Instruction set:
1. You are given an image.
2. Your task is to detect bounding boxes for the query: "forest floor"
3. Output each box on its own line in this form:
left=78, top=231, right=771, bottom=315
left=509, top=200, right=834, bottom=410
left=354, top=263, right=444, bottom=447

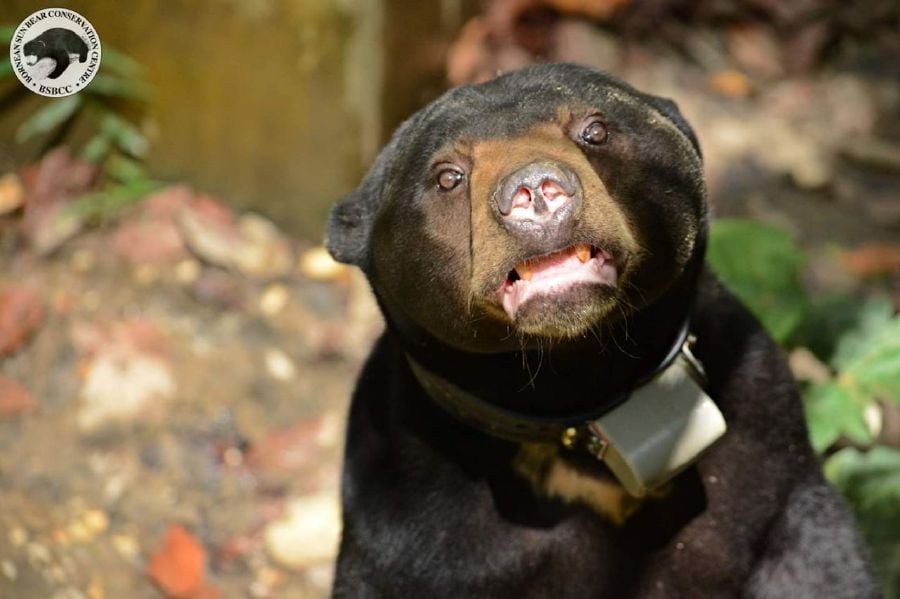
left=1, top=4, right=899, bottom=597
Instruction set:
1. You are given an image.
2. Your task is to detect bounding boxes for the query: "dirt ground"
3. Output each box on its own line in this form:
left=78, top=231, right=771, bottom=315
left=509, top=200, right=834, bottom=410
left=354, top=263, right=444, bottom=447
left=1, top=3, right=899, bottom=597
left=0, top=182, right=383, bottom=598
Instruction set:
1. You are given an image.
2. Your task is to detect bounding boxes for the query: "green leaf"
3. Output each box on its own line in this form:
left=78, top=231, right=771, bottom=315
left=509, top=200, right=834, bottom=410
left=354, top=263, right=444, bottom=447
left=15, top=95, right=83, bottom=142
left=830, top=297, right=900, bottom=405
left=831, top=297, right=895, bottom=367
left=104, top=153, right=147, bottom=184
left=98, top=46, right=143, bottom=78
left=0, top=57, right=13, bottom=80
left=86, top=73, right=151, bottom=100
left=708, top=219, right=808, bottom=343
left=66, top=178, right=161, bottom=221
left=793, top=293, right=867, bottom=359
left=80, top=133, right=112, bottom=164
left=0, top=26, right=15, bottom=45
left=99, top=112, right=149, bottom=158
left=804, top=382, right=872, bottom=452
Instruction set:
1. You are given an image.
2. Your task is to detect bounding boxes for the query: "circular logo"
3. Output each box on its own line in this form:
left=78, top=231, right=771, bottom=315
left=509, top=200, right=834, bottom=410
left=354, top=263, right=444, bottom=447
left=8, top=8, right=101, bottom=97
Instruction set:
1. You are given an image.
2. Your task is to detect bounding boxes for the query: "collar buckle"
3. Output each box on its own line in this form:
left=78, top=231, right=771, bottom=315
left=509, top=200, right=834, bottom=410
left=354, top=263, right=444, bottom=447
left=580, top=339, right=726, bottom=497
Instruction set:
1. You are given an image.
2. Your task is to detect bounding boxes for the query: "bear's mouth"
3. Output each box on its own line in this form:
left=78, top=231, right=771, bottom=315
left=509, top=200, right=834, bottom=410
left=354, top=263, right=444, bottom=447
left=499, top=243, right=618, bottom=321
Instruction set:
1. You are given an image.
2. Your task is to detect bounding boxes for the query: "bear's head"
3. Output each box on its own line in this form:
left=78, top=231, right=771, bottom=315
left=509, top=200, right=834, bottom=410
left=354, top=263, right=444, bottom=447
left=328, top=63, right=706, bottom=354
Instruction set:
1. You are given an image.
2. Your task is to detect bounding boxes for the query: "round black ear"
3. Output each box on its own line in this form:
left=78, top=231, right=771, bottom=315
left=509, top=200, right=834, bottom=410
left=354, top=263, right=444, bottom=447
left=325, top=137, right=398, bottom=267
left=325, top=188, right=373, bottom=266
left=325, top=116, right=418, bottom=267
left=646, top=96, right=702, bottom=160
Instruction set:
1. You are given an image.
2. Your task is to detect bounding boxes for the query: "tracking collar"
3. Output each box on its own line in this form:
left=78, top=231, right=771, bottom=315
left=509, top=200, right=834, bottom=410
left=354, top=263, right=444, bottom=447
left=406, top=323, right=727, bottom=497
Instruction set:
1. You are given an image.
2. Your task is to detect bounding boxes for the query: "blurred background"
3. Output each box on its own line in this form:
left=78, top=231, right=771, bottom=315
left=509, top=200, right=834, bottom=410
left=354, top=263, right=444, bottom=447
left=0, top=1, right=897, bottom=597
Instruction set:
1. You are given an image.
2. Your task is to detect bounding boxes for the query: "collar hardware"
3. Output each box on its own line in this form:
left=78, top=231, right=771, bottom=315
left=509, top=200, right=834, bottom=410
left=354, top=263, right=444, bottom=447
left=579, top=337, right=726, bottom=497
left=406, top=324, right=727, bottom=497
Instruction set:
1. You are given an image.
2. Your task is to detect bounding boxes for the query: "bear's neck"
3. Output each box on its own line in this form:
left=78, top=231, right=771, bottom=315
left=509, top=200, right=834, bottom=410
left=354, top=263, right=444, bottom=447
left=383, top=272, right=699, bottom=419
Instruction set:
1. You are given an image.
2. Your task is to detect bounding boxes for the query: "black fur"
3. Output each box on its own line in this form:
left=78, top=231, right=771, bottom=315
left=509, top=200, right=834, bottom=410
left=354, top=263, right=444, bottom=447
left=23, top=28, right=88, bottom=79
left=327, top=64, right=877, bottom=598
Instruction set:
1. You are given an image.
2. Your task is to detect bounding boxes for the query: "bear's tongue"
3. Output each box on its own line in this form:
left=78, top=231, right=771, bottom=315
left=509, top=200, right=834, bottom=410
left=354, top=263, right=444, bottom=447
left=501, top=244, right=617, bottom=320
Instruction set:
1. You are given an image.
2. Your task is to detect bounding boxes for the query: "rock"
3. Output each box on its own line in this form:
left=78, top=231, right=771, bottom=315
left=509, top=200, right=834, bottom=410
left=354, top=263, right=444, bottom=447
left=305, top=564, right=336, bottom=595
left=133, top=263, right=161, bottom=286
left=8, top=527, right=28, bottom=547
left=109, top=220, right=187, bottom=265
left=177, top=196, right=241, bottom=266
left=70, top=248, right=96, bottom=273
left=73, top=319, right=175, bottom=434
left=264, top=492, right=341, bottom=569
left=246, top=414, right=341, bottom=476
left=298, top=246, right=347, bottom=281
left=708, top=70, right=753, bottom=98
left=21, top=147, right=98, bottom=254
left=863, top=402, right=883, bottom=439
left=725, top=24, right=783, bottom=79
left=552, top=19, right=621, bottom=70
left=0, top=286, right=44, bottom=357
left=789, top=154, right=832, bottom=190
left=112, top=534, right=140, bottom=559
left=191, top=270, right=244, bottom=309
left=0, top=173, right=25, bottom=215
left=71, top=318, right=169, bottom=358
left=25, top=541, right=51, bottom=565
left=264, top=348, right=296, bottom=382
left=233, top=213, right=294, bottom=279
left=77, top=350, right=176, bottom=434
left=179, top=198, right=293, bottom=280
left=148, top=525, right=219, bottom=599
left=86, top=580, right=105, bottom=599
left=67, top=509, right=109, bottom=543
left=175, top=259, right=202, bottom=284
left=107, top=186, right=195, bottom=265
left=248, top=566, right=284, bottom=598
left=141, top=185, right=193, bottom=220
left=258, top=284, right=289, bottom=317
left=0, top=376, right=36, bottom=418
left=85, top=509, right=109, bottom=531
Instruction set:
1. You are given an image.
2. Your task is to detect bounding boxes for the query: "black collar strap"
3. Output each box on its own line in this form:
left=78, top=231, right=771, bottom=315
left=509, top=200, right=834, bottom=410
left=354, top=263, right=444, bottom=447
left=406, top=321, right=692, bottom=445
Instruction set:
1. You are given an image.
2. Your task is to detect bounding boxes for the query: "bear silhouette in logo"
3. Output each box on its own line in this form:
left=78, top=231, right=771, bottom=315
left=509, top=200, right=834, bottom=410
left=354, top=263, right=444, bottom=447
left=23, top=28, right=89, bottom=80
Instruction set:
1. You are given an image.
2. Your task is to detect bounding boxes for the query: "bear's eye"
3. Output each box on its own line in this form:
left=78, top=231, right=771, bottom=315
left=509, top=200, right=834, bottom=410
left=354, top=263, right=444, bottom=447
left=436, top=168, right=464, bottom=191
left=580, top=119, right=608, bottom=146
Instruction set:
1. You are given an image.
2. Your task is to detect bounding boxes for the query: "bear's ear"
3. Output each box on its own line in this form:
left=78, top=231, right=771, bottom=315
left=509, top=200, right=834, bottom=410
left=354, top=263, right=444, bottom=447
left=325, top=187, right=375, bottom=266
left=646, top=96, right=702, bottom=160
left=325, top=140, right=397, bottom=267
left=326, top=114, right=420, bottom=267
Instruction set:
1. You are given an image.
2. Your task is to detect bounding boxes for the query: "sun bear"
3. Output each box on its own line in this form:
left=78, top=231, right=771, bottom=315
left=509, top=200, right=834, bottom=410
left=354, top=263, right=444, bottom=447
left=23, top=27, right=89, bottom=80
left=326, top=63, right=877, bottom=598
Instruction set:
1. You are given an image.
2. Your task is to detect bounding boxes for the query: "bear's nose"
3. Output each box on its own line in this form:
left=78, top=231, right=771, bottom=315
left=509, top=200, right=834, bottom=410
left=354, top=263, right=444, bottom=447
left=496, top=162, right=581, bottom=223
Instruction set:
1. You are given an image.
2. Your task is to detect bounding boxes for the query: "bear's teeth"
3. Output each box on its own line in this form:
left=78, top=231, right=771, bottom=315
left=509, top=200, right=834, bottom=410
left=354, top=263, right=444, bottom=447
left=516, top=262, right=533, bottom=281
left=575, top=244, right=591, bottom=263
